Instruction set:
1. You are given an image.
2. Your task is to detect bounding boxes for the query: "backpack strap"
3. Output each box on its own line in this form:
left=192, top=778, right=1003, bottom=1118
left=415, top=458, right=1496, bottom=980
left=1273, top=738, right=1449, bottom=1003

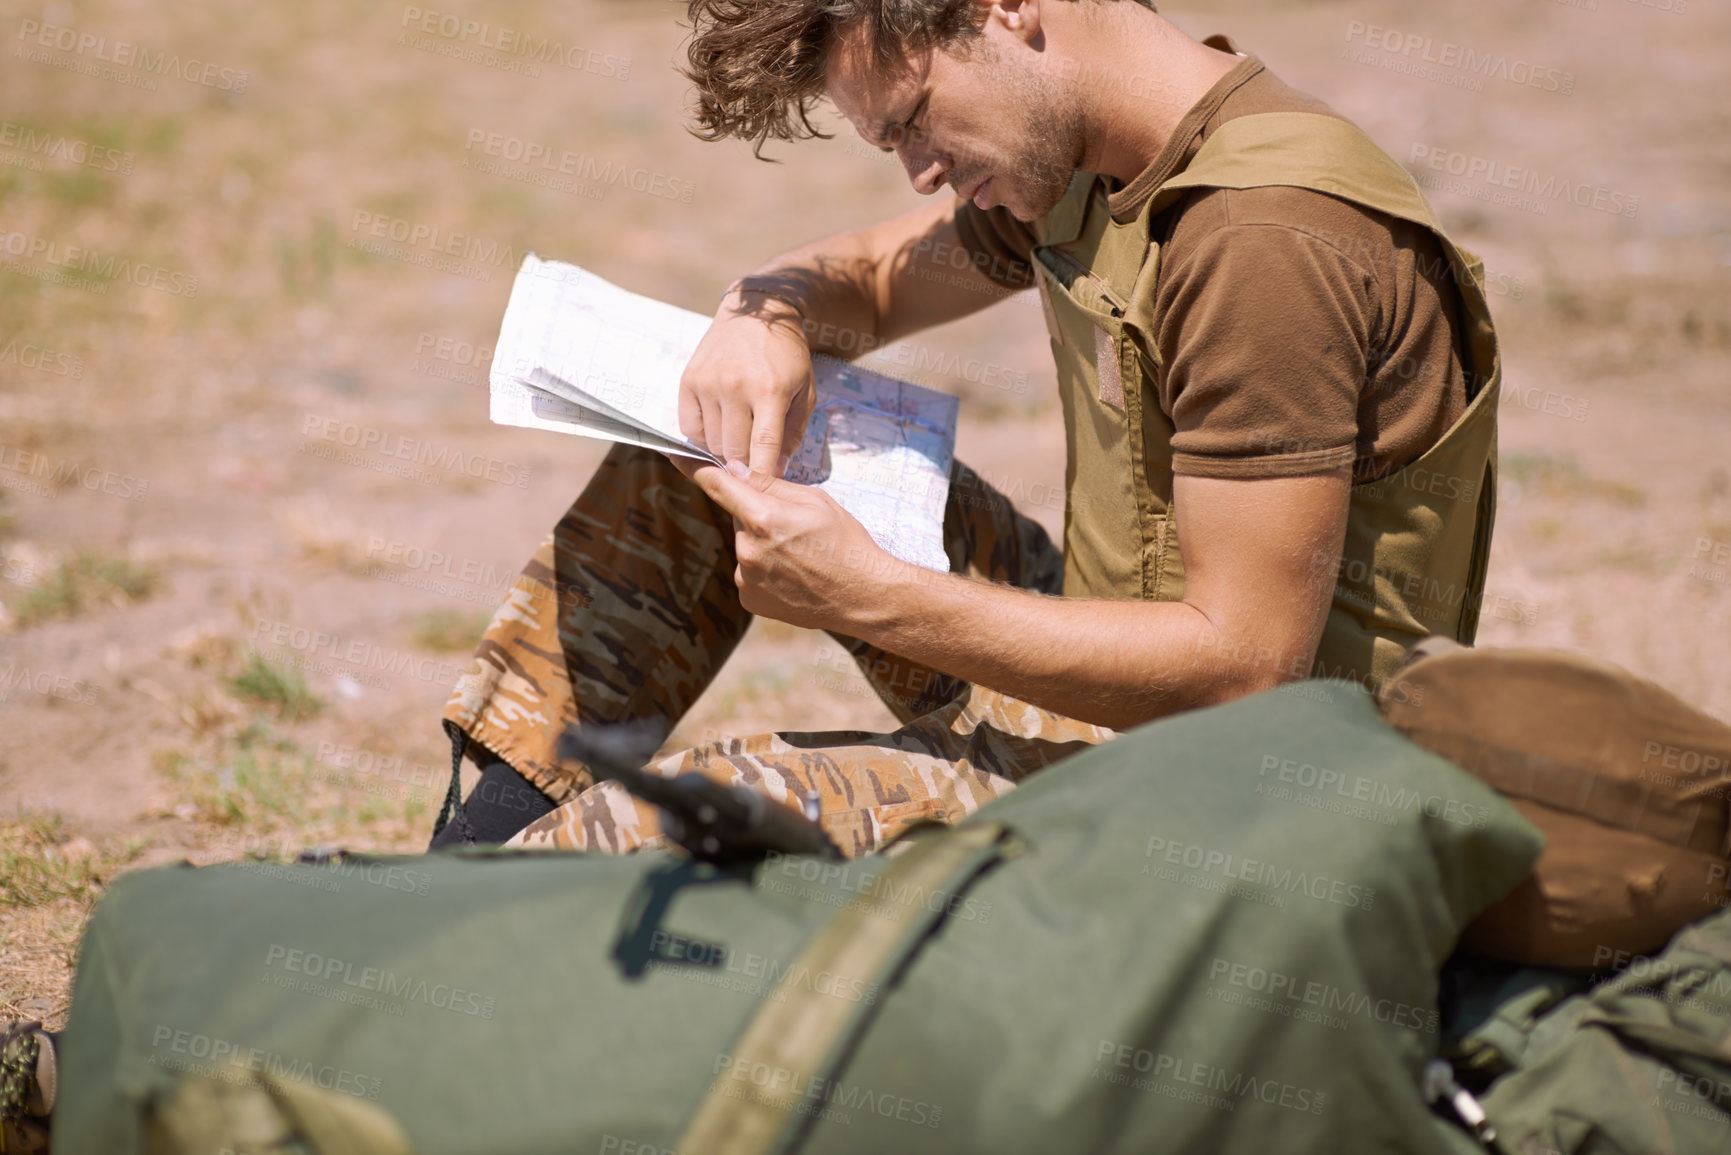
left=1474, top=911, right=1731, bottom=1149
left=1586, top=1014, right=1731, bottom=1069
left=675, top=821, right=1014, bottom=1155
left=1450, top=984, right=1573, bottom=1080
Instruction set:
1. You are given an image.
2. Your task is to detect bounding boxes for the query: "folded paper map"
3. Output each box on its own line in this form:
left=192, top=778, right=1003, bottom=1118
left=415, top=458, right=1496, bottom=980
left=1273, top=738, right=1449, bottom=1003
left=489, top=255, right=959, bottom=572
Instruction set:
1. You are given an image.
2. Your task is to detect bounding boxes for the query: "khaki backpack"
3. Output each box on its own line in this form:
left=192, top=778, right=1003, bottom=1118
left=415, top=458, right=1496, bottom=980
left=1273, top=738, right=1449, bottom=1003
left=1378, top=637, right=1731, bottom=968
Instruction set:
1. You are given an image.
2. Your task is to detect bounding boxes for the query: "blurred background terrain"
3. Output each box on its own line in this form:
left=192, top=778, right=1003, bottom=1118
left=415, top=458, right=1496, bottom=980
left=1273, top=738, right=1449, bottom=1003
left=1, top=0, right=1727, bottom=1025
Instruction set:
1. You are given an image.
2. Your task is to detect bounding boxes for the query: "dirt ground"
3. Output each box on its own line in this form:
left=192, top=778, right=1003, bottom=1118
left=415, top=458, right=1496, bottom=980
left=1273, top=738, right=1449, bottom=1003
left=1, top=0, right=1727, bottom=1027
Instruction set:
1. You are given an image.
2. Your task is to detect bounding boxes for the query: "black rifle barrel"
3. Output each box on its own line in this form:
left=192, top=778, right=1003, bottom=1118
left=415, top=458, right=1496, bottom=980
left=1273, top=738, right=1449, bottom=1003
left=557, top=725, right=842, bottom=861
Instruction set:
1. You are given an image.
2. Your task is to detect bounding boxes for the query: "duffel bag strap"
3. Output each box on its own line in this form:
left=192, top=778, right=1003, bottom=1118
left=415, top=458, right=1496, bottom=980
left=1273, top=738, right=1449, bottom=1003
left=675, top=820, right=1014, bottom=1155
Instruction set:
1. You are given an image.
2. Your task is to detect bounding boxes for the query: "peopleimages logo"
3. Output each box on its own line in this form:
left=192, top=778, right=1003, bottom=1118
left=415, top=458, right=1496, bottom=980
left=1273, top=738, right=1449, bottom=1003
left=1093, top=1040, right=1328, bottom=1115
left=0, top=663, right=98, bottom=707
left=463, top=129, right=695, bottom=203
left=300, top=414, right=532, bottom=488
left=1410, top=145, right=1638, bottom=219
left=15, top=19, right=249, bottom=91
left=0, top=121, right=134, bottom=173
left=0, top=443, right=150, bottom=501
left=364, top=536, right=516, bottom=588
left=0, top=232, right=199, bottom=297
left=411, top=331, right=492, bottom=390
left=0, top=335, right=83, bottom=378
left=398, top=7, right=629, bottom=78
left=265, top=944, right=497, bottom=1019
left=711, top=1053, right=944, bottom=1129
left=1142, top=836, right=1376, bottom=910
left=647, top=930, right=881, bottom=1005
left=250, top=617, right=469, bottom=689
left=349, top=211, right=520, bottom=270
left=149, top=1027, right=381, bottom=1102
left=1256, top=755, right=1492, bottom=830
left=1205, top=956, right=1440, bottom=1034
left=761, top=850, right=994, bottom=924
left=1343, top=21, right=1574, bottom=95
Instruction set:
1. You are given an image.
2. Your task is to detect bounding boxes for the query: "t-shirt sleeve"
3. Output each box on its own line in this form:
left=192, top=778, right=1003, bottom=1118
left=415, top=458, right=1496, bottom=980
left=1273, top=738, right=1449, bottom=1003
left=1156, top=221, right=1373, bottom=479
left=950, top=198, right=1039, bottom=290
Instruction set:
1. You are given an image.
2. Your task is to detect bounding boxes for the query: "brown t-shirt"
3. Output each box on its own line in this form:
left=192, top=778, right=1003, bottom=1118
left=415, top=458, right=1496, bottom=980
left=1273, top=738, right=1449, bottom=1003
left=952, top=55, right=1470, bottom=482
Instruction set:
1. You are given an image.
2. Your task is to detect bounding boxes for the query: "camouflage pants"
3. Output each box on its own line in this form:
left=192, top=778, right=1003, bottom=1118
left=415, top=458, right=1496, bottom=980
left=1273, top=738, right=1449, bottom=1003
left=441, top=443, right=1115, bottom=857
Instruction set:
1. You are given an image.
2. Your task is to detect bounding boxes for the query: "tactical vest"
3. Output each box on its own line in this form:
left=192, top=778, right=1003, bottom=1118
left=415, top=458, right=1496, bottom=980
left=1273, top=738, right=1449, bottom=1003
left=1029, top=111, right=1500, bottom=690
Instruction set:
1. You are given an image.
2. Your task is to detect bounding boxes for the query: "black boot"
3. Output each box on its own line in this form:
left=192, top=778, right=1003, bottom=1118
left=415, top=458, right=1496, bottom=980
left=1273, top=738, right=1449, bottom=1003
left=428, top=759, right=557, bottom=849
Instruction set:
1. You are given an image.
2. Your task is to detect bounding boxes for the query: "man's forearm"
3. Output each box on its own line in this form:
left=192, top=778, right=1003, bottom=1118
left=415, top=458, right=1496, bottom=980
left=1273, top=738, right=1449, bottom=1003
left=727, top=199, right=1018, bottom=361
left=839, top=562, right=1290, bottom=731
left=691, top=429, right=1345, bottom=730
left=730, top=232, right=885, bottom=361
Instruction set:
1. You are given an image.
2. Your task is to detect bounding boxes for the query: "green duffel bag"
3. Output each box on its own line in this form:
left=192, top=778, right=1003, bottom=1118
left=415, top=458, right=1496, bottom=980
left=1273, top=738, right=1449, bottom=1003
left=54, top=683, right=1542, bottom=1155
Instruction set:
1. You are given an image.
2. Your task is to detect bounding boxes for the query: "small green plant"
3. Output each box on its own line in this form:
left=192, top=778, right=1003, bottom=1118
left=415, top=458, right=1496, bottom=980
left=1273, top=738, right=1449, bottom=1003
left=235, top=718, right=300, bottom=753
left=411, top=608, right=490, bottom=653
left=155, top=739, right=429, bottom=848
left=43, top=168, right=111, bottom=208
left=12, top=551, right=159, bottom=627
left=227, top=650, right=324, bottom=722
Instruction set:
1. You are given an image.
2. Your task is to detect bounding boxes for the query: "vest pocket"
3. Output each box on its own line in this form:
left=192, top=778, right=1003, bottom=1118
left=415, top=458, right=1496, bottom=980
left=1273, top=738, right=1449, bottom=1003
left=1035, top=244, right=1128, bottom=319
left=1033, top=256, right=1159, bottom=600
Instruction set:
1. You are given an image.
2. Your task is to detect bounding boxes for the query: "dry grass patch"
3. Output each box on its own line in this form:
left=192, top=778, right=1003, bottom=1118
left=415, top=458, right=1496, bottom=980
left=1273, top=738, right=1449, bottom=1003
left=0, top=813, right=139, bottom=909
left=11, top=550, right=160, bottom=629
left=0, top=813, right=149, bottom=1027
left=155, top=723, right=432, bottom=861
left=1502, top=452, right=1647, bottom=508
left=278, top=498, right=391, bottom=574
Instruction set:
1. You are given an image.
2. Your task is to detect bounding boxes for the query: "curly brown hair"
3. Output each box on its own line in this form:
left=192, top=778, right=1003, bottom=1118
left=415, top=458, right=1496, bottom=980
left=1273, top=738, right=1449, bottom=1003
left=682, top=1, right=989, bottom=158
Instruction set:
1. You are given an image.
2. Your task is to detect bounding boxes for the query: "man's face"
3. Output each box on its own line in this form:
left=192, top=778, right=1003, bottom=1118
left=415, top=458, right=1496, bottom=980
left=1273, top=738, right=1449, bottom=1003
left=825, top=19, right=1083, bottom=222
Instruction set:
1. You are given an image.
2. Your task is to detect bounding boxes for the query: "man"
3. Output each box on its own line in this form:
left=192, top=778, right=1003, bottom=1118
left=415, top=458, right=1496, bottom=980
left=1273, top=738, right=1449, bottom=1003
left=428, top=0, right=1499, bottom=854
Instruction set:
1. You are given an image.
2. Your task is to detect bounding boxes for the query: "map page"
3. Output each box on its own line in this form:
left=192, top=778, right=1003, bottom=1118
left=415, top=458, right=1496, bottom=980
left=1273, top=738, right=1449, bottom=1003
left=489, top=254, right=958, bottom=572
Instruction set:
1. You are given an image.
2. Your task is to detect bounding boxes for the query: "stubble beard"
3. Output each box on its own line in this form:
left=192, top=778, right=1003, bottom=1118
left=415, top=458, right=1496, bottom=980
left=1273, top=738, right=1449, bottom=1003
left=1000, top=69, right=1084, bottom=221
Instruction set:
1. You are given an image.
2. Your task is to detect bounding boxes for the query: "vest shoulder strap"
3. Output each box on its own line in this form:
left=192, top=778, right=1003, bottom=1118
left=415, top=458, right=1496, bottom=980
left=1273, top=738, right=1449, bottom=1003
left=1147, top=110, right=1496, bottom=392
left=1149, top=111, right=1441, bottom=235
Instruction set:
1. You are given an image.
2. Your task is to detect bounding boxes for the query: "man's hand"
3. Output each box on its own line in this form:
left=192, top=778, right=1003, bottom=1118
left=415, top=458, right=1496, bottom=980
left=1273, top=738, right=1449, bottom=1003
left=678, top=198, right=1032, bottom=478
left=678, top=293, right=818, bottom=478
left=763, top=468, right=1353, bottom=730
left=685, top=461, right=897, bottom=631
